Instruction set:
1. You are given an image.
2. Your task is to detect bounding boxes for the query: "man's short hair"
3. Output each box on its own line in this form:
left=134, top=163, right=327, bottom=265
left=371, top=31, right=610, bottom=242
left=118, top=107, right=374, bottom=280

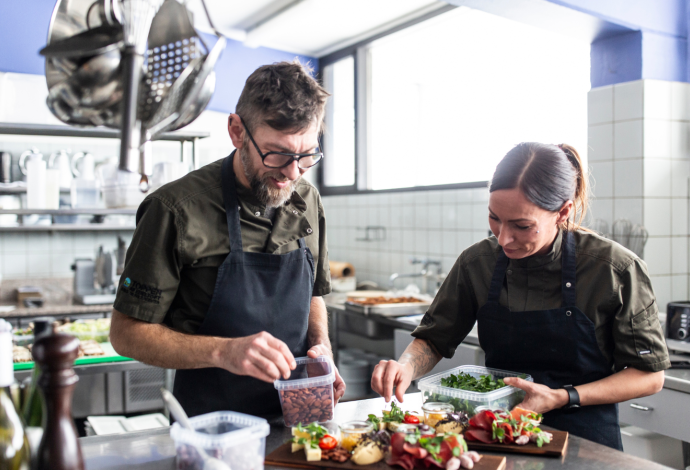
left=236, top=60, right=329, bottom=135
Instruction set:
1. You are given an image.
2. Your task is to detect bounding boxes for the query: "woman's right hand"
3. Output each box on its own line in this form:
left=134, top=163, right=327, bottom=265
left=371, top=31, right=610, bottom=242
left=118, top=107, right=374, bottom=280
left=371, top=359, right=414, bottom=402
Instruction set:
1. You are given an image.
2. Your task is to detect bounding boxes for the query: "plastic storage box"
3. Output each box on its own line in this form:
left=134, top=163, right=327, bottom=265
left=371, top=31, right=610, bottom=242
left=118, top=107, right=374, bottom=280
left=274, top=355, right=335, bottom=426
left=417, top=365, right=533, bottom=417
left=170, top=411, right=270, bottom=470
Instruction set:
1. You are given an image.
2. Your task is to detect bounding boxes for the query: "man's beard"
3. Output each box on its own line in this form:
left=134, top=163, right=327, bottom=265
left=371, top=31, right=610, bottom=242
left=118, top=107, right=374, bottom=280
left=240, top=147, right=300, bottom=208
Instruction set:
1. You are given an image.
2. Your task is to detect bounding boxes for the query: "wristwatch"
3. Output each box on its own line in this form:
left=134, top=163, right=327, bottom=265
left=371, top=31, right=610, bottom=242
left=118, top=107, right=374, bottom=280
left=562, top=385, right=580, bottom=409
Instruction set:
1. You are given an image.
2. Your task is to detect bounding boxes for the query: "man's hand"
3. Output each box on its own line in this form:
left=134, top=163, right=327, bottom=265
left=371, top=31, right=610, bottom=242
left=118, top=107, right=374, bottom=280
left=371, top=360, right=414, bottom=403
left=308, top=344, right=346, bottom=403
left=217, top=331, right=296, bottom=383
left=503, top=377, right=569, bottom=414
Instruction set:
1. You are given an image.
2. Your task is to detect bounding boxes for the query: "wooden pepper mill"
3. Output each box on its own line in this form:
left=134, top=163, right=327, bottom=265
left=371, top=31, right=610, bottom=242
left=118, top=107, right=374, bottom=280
left=32, top=326, right=84, bottom=470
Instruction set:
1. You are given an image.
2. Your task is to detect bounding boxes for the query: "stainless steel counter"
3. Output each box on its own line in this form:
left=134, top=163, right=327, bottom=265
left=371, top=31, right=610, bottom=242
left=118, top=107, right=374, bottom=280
left=0, top=303, right=113, bottom=318
left=325, top=296, right=690, bottom=395
left=79, top=393, right=673, bottom=470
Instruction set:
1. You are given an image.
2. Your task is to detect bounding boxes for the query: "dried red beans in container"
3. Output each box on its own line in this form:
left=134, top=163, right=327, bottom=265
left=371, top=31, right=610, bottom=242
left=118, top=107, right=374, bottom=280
left=274, top=355, right=336, bottom=427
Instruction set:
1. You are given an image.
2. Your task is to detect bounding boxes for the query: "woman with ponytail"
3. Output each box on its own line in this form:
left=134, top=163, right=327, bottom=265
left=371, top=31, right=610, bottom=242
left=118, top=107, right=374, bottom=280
left=372, top=142, right=668, bottom=450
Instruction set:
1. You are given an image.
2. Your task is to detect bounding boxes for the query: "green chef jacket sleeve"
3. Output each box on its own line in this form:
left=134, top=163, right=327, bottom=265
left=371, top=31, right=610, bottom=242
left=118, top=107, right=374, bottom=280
left=411, top=252, right=479, bottom=358
left=113, top=196, right=181, bottom=323
left=612, top=258, right=671, bottom=372
left=313, top=200, right=332, bottom=297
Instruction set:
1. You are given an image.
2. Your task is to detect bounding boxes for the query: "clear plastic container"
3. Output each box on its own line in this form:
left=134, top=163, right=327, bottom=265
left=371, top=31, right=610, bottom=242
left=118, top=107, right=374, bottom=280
left=170, top=411, right=270, bottom=470
left=340, top=421, right=374, bottom=451
left=417, top=365, right=533, bottom=417
left=274, top=355, right=335, bottom=426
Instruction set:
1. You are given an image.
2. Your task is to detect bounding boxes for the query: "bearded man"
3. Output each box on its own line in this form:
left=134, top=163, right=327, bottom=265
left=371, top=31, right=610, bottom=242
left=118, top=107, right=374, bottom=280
left=110, top=61, right=346, bottom=420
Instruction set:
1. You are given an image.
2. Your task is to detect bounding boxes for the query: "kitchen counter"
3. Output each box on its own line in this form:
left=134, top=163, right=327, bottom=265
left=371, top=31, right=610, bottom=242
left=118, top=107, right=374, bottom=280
left=79, top=393, right=673, bottom=470
left=325, top=296, right=690, bottom=395
left=0, top=303, right=113, bottom=318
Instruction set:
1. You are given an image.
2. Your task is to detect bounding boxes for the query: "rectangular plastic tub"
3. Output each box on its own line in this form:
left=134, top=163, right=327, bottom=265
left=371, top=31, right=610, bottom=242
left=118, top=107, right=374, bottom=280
left=417, top=365, right=533, bottom=417
left=170, top=410, right=270, bottom=470
left=274, top=355, right=335, bottom=426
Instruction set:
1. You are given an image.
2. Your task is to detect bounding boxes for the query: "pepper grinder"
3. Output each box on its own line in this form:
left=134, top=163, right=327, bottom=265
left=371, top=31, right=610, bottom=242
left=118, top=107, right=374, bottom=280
left=32, top=326, right=84, bottom=470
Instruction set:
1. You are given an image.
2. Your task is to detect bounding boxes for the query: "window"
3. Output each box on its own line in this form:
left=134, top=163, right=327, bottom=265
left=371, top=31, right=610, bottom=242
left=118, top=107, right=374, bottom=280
left=322, top=56, right=355, bottom=187
left=320, top=6, right=591, bottom=192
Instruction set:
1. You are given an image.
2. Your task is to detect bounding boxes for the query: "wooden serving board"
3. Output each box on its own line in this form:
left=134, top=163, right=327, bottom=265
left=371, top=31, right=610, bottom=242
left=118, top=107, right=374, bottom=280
left=466, top=431, right=568, bottom=457
left=266, top=443, right=506, bottom=470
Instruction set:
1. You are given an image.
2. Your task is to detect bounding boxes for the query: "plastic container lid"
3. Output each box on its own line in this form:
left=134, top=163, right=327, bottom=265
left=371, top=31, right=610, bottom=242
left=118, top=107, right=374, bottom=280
left=274, top=355, right=335, bottom=390
left=170, top=411, right=269, bottom=450
left=417, top=365, right=533, bottom=402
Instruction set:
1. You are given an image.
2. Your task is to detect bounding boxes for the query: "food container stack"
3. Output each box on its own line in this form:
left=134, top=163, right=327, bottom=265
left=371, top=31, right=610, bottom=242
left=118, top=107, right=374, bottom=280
left=171, top=411, right=270, bottom=470
left=274, top=356, right=335, bottom=426
left=417, top=365, right=533, bottom=416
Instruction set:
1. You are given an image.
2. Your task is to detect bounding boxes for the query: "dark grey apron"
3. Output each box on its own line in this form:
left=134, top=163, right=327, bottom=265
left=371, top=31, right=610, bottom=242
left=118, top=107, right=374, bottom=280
left=173, top=154, right=314, bottom=418
left=476, top=230, right=623, bottom=450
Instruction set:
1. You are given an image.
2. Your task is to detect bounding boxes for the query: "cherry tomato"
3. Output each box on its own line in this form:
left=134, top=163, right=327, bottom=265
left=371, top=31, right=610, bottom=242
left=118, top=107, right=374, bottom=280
left=319, top=435, right=338, bottom=450
left=403, top=414, right=420, bottom=424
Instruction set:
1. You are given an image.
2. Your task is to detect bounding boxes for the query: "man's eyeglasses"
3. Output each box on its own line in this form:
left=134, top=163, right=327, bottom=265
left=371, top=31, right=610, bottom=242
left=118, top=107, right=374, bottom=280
left=239, top=116, right=324, bottom=169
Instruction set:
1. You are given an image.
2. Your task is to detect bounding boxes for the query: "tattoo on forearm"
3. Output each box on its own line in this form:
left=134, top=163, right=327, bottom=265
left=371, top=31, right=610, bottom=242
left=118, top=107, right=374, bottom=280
left=400, top=339, right=441, bottom=379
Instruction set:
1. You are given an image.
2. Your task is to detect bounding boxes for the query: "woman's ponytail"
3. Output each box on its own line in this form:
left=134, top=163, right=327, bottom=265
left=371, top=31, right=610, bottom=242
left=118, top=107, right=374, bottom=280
left=557, top=144, right=589, bottom=230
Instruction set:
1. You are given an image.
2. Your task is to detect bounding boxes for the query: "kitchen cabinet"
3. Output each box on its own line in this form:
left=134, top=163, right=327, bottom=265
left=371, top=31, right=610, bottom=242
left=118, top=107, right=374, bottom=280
left=619, top=388, right=690, bottom=442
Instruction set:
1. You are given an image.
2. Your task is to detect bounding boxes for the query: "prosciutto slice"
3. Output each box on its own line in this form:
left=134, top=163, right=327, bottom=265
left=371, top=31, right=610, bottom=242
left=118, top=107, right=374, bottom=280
left=464, top=429, right=496, bottom=444
left=387, top=453, right=417, bottom=470
left=468, top=411, right=495, bottom=431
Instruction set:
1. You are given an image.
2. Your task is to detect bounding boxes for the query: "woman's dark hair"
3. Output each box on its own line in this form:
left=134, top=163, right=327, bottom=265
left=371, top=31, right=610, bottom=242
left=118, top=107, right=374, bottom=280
left=489, top=142, right=589, bottom=230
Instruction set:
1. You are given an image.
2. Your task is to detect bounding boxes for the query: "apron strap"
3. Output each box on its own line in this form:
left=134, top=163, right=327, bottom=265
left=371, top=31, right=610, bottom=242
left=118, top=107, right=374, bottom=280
left=221, top=153, right=244, bottom=253
left=297, top=238, right=306, bottom=249
left=561, top=230, right=577, bottom=307
left=487, top=250, right=509, bottom=302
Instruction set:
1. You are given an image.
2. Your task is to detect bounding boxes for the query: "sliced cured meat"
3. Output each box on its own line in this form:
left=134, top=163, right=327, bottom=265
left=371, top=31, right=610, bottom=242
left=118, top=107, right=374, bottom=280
left=403, top=443, right=429, bottom=459
left=468, top=411, right=495, bottom=431
left=464, top=429, right=496, bottom=444
left=418, top=455, right=445, bottom=469
left=496, top=422, right=514, bottom=444
left=387, top=453, right=416, bottom=470
left=391, top=432, right=408, bottom=456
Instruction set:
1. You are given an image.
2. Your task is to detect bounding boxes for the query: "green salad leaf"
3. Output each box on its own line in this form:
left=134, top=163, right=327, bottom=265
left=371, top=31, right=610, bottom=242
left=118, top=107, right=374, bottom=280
left=440, top=372, right=506, bottom=392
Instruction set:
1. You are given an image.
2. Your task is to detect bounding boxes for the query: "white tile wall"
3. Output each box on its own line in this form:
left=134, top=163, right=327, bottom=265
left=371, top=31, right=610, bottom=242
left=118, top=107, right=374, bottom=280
left=323, top=186, right=488, bottom=290
left=588, top=124, right=614, bottom=162
left=614, top=120, right=644, bottom=159
left=587, top=79, right=690, bottom=312
left=614, top=80, right=644, bottom=121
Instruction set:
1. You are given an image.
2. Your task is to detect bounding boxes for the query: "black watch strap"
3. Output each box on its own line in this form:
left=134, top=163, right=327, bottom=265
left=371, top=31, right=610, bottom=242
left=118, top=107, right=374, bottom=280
left=562, top=385, right=580, bottom=409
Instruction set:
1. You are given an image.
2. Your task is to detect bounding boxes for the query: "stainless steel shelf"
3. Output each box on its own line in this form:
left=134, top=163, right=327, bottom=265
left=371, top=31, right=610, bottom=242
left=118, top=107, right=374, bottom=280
left=0, top=122, right=209, bottom=142
left=0, top=224, right=135, bottom=232
left=0, top=186, right=70, bottom=195
left=0, top=209, right=137, bottom=215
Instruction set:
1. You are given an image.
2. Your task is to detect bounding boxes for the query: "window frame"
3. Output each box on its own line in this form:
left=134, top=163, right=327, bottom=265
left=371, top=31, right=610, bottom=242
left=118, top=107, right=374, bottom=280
left=316, top=3, right=489, bottom=196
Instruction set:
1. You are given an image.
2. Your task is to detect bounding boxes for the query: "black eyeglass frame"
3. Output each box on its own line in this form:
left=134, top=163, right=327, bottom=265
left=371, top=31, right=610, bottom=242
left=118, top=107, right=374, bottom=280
left=238, top=116, right=324, bottom=169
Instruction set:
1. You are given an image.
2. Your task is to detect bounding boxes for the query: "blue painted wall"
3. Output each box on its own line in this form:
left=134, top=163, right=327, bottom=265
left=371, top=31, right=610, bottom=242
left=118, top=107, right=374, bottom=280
left=0, top=1, right=317, bottom=114
left=546, top=0, right=689, bottom=86
left=1, top=0, right=688, bottom=93
left=200, top=33, right=318, bottom=115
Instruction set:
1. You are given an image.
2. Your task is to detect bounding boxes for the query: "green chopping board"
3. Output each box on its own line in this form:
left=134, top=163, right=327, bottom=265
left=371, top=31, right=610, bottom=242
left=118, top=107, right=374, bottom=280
left=13, top=342, right=133, bottom=371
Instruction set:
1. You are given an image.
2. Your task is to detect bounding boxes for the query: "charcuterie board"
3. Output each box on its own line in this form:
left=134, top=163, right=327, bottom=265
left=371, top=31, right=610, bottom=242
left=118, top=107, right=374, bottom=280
left=466, top=431, right=568, bottom=457
left=265, top=443, right=507, bottom=470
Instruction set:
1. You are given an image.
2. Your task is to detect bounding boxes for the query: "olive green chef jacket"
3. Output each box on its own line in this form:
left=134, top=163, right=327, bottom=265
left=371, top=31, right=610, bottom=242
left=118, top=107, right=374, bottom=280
left=412, top=230, right=670, bottom=373
left=114, top=154, right=331, bottom=333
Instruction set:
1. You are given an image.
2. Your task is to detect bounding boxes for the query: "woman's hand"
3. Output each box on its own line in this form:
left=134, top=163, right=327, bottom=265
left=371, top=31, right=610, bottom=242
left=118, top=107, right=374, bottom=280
left=503, top=377, right=569, bottom=414
left=371, top=360, right=414, bottom=403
